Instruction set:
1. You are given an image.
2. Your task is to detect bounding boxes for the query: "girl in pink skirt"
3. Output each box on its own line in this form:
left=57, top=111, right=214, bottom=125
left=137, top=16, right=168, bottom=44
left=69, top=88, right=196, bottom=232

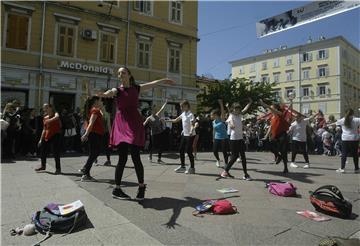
left=97, top=67, right=174, bottom=200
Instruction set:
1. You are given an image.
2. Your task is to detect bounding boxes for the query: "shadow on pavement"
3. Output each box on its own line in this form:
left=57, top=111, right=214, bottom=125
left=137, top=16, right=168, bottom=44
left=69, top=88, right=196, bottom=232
left=256, top=170, right=323, bottom=184
left=94, top=179, right=139, bottom=187
left=161, top=153, right=180, bottom=159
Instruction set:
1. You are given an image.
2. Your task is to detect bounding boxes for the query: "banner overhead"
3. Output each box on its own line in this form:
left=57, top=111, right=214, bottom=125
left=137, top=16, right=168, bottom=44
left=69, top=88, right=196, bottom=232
left=256, top=1, right=360, bottom=38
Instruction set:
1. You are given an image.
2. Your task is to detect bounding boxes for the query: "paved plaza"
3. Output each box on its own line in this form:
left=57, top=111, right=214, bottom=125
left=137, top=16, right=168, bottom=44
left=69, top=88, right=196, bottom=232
left=2, top=152, right=359, bottom=245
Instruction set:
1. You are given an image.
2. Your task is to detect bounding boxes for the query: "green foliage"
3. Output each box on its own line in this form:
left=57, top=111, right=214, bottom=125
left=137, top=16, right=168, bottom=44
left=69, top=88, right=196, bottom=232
left=197, top=78, right=276, bottom=115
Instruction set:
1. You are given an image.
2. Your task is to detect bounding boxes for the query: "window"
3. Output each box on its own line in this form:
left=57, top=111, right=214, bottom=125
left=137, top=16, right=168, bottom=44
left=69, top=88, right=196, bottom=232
left=137, top=40, right=151, bottom=67
left=250, top=64, right=256, bottom=72
left=170, top=1, right=182, bottom=23
left=302, top=52, right=312, bottom=62
left=239, top=66, right=244, bottom=74
left=6, top=13, right=29, bottom=50
left=286, top=88, right=294, bottom=98
left=134, top=1, right=152, bottom=15
left=100, top=33, right=115, bottom=63
left=286, top=56, right=292, bottom=65
left=273, top=58, right=279, bottom=68
left=318, top=85, right=326, bottom=96
left=286, top=71, right=293, bottom=81
left=262, top=61, right=267, bottom=70
left=168, top=47, right=181, bottom=73
left=273, top=90, right=280, bottom=99
left=302, top=87, right=309, bottom=97
left=318, top=102, right=327, bottom=113
left=261, top=75, right=269, bottom=83
left=57, top=24, right=75, bottom=56
left=303, top=69, right=310, bottom=80
left=318, top=66, right=329, bottom=77
left=273, top=73, right=280, bottom=83
left=302, top=104, right=310, bottom=114
left=318, top=49, right=328, bottom=60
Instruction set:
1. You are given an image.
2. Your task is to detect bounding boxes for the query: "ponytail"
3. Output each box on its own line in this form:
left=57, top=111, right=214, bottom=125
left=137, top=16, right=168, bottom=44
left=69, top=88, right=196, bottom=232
left=344, top=108, right=354, bottom=128
left=83, top=96, right=99, bottom=121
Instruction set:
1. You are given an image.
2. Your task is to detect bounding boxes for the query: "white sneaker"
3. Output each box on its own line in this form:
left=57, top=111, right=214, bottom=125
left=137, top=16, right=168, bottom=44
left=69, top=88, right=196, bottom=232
left=185, top=167, right=195, bottom=174
left=216, top=160, right=221, bottom=168
left=237, top=158, right=241, bottom=163
left=290, top=162, right=298, bottom=168
left=243, top=175, right=252, bottom=181
left=336, top=168, right=345, bottom=173
left=174, top=166, right=186, bottom=173
left=303, top=164, right=310, bottom=169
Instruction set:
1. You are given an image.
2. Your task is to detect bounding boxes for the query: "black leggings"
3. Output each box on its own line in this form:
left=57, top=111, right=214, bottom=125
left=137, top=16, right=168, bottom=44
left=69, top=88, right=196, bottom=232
left=83, top=133, right=103, bottom=175
left=225, top=140, right=248, bottom=175
left=179, top=136, right=194, bottom=168
left=341, top=140, right=359, bottom=170
left=103, top=132, right=111, bottom=161
left=213, top=139, right=229, bottom=164
left=274, top=132, right=288, bottom=170
left=291, top=140, right=309, bottom=163
left=150, top=132, right=165, bottom=161
left=115, top=142, right=144, bottom=186
left=41, top=133, right=61, bottom=170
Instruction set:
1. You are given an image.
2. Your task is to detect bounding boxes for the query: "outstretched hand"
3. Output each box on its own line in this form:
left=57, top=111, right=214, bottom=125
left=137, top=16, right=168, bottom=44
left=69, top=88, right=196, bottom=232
left=162, top=78, right=176, bottom=85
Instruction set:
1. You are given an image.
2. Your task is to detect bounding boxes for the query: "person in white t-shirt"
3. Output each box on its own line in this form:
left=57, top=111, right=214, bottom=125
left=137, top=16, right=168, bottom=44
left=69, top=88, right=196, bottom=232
left=335, top=109, right=360, bottom=173
left=221, top=99, right=252, bottom=180
left=167, top=100, right=195, bottom=174
left=288, top=113, right=318, bottom=169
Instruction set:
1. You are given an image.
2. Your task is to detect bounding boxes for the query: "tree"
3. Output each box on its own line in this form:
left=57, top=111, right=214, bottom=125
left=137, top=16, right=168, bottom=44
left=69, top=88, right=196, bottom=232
left=197, top=78, right=276, bottom=115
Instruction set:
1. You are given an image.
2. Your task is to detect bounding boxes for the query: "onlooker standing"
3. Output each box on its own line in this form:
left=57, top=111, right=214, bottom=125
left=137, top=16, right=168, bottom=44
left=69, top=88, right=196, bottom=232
left=2, top=103, right=20, bottom=159
left=35, top=104, right=62, bottom=174
left=335, top=109, right=360, bottom=173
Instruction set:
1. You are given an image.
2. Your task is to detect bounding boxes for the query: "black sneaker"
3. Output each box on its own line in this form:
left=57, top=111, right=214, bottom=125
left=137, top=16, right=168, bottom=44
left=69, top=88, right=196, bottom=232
left=54, top=169, right=61, bottom=175
left=112, top=188, right=131, bottom=200
left=136, top=185, right=146, bottom=200
left=78, top=168, right=85, bottom=174
left=275, top=156, right=282, bottom=164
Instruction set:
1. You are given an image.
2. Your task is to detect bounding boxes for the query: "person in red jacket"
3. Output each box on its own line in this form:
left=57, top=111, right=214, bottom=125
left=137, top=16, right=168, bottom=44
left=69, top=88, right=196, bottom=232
left=35, top=104, right=62, bottom=174
left=259, top=99, right=293, bottom=173
left=79, top=96, right=105, bottom=181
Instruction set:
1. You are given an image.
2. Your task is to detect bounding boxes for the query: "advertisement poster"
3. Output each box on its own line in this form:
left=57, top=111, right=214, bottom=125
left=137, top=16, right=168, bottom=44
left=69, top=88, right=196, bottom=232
left=256, top=1, right=360, bottom=38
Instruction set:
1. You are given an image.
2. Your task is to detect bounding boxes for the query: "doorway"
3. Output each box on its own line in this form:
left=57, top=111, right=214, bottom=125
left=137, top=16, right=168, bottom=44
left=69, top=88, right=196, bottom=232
left=49, top=92, right=75, bottom=113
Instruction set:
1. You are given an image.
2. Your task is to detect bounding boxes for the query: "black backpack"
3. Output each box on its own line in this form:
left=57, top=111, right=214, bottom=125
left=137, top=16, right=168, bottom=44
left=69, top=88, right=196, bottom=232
left=32, top=203, right=88, bottom=234
left=309, top=185, right=352, bottom=219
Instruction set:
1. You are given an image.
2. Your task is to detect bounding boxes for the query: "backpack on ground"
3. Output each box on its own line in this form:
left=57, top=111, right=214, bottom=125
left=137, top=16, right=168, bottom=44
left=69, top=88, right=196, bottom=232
left=267, top=182, right=297, bottom=197
left=193, top=199, right=237, bottom=216
left=32, top=202, right=88, bottom=234
left=309, top=185, right=352, bottom=219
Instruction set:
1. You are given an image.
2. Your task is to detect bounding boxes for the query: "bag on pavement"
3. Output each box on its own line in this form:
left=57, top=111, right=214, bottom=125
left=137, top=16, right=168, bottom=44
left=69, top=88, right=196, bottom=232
left=267, top=182, right=297, bottom=197
left=309, top=185, right=352, bottom=219
left=193, top=199, right=237, bottom=216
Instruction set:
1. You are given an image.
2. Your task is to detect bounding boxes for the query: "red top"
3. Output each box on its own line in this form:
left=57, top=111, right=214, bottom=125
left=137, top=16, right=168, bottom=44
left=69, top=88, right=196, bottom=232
left=88, top=108, right=104, bottom=135
left=271, top=113, right=290, bottom=139
left=43, top=115, right=61, bottom=141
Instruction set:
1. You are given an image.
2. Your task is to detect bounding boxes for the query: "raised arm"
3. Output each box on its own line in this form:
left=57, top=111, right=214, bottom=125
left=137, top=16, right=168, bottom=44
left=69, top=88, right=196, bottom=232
left=241, top=98, right=253, bottom=114
left=166, top=115, right=182, bottom=124
left=218, top=99, right=226, bottom=121
left=143, top=116, right=151, bottom=126
left=96, top=88, right=118, bottom=98
left=155, top=99, right=168, bottom=117
left=259, top=99, right=281, bottom=115
left=140, top=78, right=175, bottom=92
left=46, top=112, right=60, bottom=123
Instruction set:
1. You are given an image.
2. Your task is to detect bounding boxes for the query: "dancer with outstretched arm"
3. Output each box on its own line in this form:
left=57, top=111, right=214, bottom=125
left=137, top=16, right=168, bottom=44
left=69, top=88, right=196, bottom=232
left=97, top=67, right=174, bottom=200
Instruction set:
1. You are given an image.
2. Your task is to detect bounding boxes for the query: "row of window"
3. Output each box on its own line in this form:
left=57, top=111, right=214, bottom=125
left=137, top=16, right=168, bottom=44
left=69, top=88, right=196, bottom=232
left=251, top=65, right=330, bottom=83
left=239, top=49, right=330, bottom=74
left=273, top=84, right=331, bottom=100
left=134, top=0, right=183, bottom=24
left=4, top=11, right=182, bottom=73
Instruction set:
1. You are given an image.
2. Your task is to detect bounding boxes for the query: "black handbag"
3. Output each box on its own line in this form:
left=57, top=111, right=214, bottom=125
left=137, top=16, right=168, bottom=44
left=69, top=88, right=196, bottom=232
left=309, top=185, right=352, bottom=219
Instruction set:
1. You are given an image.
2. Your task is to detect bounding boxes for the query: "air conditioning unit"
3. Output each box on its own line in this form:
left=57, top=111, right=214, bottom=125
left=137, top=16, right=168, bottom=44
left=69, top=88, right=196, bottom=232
left=81, top=29, right=97, bottom=40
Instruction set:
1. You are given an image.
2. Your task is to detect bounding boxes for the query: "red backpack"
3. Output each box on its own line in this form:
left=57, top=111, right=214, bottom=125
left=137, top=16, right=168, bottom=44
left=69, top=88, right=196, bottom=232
left=212, top=200, right=237, bottom=215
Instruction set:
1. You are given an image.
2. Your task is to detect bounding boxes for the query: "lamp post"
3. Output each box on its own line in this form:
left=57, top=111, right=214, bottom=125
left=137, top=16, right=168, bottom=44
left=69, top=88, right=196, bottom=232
left=298, top=46, right=302, bottom=114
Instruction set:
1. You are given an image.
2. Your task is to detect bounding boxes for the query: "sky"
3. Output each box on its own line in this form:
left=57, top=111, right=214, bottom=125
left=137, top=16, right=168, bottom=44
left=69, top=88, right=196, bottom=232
left=197, top=1, right=360, bottom=79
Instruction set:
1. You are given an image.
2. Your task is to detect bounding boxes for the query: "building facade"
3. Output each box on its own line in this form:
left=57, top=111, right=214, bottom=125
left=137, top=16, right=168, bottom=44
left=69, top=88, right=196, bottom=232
left=230, top=36, right=360, bottom=119
left=1, top=1, right=198, bottom=116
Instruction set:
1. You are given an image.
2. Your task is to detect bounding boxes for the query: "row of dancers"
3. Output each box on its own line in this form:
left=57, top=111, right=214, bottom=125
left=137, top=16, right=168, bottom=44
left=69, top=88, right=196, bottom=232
left=35, top=66, right=360, bottom=200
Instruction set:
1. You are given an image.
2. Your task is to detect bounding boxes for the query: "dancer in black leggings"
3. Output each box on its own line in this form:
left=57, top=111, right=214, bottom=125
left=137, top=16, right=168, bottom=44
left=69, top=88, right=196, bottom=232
left=259, top=99, right=293, bottom=173
left=335, top=109, right=360, bottom=173
left=35, top=104, right=62, bottom=174
left=168, top=100, right=196, bottom=174
left=221, top=99, right=252, bottom=180
left=97, top=67, right=174, bottom=200
left=79, top=96, right=104, bottom=181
